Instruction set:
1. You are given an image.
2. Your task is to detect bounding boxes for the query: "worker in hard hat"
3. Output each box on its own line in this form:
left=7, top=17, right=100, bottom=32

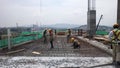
left=43, top=28, right=47, bottom=43
left=71, top=38, right=81, bottom=49
left=66, top=29, right=72, bottom=43
left=48, top=29, right=54, bottom=49
left=108, top=23, right=120, bottom=65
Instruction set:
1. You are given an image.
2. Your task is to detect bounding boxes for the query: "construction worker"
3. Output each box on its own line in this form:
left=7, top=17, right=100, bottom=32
left=54, top=29, right=57, bottom=35
left=43, top=28, right=47, bottom=43
left=108, top=23, right=120, bottom=65
left=49, top=29, right=54, bottom=49
left=66, top=29, right=72, bottom=43
left=72, top=38, right=81, bottom=49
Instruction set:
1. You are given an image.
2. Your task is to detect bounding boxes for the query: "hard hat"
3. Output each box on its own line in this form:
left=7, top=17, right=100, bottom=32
left=113, top=23, right=119, bottom=28
left=48, top=29, right=51, bottom=31
left=49, top=29, right=53, bottom=33
left=71, top=38, right=75, bottom=41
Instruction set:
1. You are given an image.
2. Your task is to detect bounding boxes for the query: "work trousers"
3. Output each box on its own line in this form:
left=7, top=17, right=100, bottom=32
left=43, top=36, right=47, bottom=43
left=112, top=44, right=120, bottom=62
left=50, top=40, right=53, bottom=48
left=67, top=35, right=71, bottom=43
left=49, top=36, right=54, bottom=48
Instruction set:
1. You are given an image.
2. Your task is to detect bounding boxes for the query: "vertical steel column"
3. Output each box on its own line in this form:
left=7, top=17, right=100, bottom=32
left=88, top=0, right=90, bottom=11
left=7, top=29, right=11, bottom=50
left=117, top=0, right=120, bottom=26
left=87, top=0, right=96, bottom=38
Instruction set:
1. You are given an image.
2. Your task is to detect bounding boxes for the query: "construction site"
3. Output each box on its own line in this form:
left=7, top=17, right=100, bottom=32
left=0, top=0, right=120, bottom=68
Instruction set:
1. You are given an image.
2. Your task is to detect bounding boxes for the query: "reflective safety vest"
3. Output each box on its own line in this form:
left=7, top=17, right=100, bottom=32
left=112, top=29, right=120, bottom=40
left=67, top=29, right=71, bottom=36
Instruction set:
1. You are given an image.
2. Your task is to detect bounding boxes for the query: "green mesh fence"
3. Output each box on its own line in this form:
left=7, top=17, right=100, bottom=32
left=0, top=31, right=43, bottom=48
left=0, top=39, right=8, bottom=48
left=96, top=30, right=108, bottom=35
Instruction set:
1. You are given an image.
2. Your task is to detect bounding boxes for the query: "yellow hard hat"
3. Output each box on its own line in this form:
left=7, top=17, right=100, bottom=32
left=71, top=38, right=75, bottom=41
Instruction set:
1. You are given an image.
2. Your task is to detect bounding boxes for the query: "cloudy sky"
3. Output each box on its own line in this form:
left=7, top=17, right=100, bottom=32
left=0, top=0, right=117, bottom=27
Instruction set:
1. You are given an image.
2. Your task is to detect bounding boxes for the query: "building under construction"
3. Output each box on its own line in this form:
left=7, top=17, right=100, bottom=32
left=0, top=0, right=120, bottom=68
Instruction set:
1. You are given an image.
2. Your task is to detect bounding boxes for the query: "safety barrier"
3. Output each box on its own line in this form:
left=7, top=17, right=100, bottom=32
left=0, top=31, right=43, bottom=49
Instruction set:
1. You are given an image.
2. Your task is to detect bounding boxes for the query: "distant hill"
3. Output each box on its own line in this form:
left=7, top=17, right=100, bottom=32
left=40, top=24, right=112, bottom=32
left=73, top=25, right=112, bottom=32
left=41, top=23, right=80, bottom=29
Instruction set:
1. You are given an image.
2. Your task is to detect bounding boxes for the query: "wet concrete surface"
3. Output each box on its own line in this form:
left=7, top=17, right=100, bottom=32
left=0, top=36, right=119, bottom=68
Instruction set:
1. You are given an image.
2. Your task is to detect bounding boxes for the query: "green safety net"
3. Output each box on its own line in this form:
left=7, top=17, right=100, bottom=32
left=96, top=30, right=108, bottom=35
left=0, top=31, right=43, bottom=48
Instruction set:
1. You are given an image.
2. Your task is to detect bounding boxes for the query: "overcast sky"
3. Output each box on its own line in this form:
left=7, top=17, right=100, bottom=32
left=0, top=0, right=117, bottom=27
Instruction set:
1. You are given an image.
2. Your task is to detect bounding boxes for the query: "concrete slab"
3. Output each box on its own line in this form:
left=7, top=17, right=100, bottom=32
left=0, top=57, right=116, bottom=68
left=77, top=36, right=113, bottom=55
